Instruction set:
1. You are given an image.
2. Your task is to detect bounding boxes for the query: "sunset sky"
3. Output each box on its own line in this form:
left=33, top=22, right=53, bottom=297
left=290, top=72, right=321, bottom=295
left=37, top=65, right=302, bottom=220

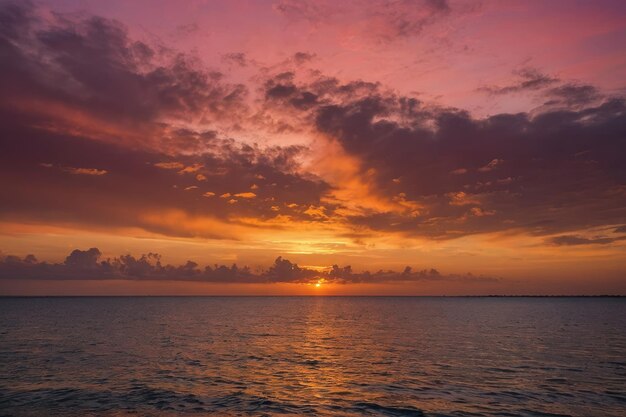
left=1, top=0, right=625, bottom=295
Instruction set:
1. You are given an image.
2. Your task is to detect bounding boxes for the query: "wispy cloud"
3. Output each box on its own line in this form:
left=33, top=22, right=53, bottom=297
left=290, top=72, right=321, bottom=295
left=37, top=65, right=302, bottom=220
left=548, top=234, right=626, bottom=246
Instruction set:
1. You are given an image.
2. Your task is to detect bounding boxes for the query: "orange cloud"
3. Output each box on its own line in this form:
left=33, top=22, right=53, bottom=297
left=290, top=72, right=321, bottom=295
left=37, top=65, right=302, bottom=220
left=139, top=210, right=247, bottom=239
left=154, top=162, right=184, bottom=169
left=447, top=191, right=481, bottom=206
left=178, top=164, right=204, bottom=174
left=234, top=192, right=257, bottom=198
left=61, top=167, right=108, bottom=176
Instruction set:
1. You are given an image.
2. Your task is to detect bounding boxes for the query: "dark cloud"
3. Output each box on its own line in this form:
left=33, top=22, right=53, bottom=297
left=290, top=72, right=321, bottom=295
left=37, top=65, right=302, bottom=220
left=273, top=0, right=454, bottom=43
left=263, top=256, right=319, bottom=282
left=264, top=76, right=319, bottom=110
left=0, top=249, right=498, bottom=284
left=545, top=83, right=601, bottom=107
left=266, top=83, right=299, bottom=99
left=548, top=235, right=626, bottom=246
left=262, top=74, right=626, bottom=239
left=478, top=68, right=559, bottom=95
left=0, top=1, right=335, bottom=238
left=479, top=68, right=603, bottom=110
left=65, top=248, right=102, bottom=268
left=222, top=52, right=248, bottom=67
left=0, top=1, right=248, bottom=150
left=0, top=118, right=332, bottom=238
left=292, top=51, right=316, bottom=65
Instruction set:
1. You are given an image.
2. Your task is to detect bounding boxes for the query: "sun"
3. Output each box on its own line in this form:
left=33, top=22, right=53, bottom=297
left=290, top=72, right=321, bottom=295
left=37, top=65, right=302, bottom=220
left=307, top=278, right=326, bottom=289
left=312, top=278, right=325, bottom=288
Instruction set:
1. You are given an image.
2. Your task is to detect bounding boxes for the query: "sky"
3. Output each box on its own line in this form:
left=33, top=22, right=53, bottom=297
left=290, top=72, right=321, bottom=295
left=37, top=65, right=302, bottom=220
left=0, top=0, right=625, bottom=295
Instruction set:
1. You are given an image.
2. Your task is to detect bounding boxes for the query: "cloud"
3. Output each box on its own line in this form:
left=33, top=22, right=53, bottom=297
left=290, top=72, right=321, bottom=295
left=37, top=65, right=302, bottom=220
left=447, top=192, right=480, bottom=206
left=1, top=1, right=625, bottom=246
left=548, top=235, right=626, bottom=246
left=0, top=1, right=249, bottom=152
left=41, top=164, right=108, bottom=175
left=304, top=205, right=328, bottom=218
left=0, top=1, right=337, bottom=240
left=0, top=125, right=331, bottom=239
left=477, top=158, right=503, bottom=172
left=266, top=74, right=626, bottom=239
left=450, top=168, right=467, bottom=175
left=470, top=207, right=496, bottom=217
left=222, top=52, right=248, bottom=67
left=234, top=192, right=257, bottom=198
left=478, top=68, right=559, bottom=95
left=178, top=164, right=204, bottom=174
left=292, top=51, right=316, bottom=65
left=545, top=83, right=601, bottom=107
left=65, top=248, right=102, bottom=268
left=61, top=167, right=108, bottom=176
left=0, top=248, right=498, bottom=284
left=273, top=0, right=454, bottom=43
left=154, top=162, right=185, bottom=170
left=479, top=68, right=603, bottom=109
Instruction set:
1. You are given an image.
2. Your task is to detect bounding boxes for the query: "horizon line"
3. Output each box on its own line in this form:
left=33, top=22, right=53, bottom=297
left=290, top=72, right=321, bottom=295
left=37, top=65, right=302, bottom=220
left=1, top=295, right=624, bottom=298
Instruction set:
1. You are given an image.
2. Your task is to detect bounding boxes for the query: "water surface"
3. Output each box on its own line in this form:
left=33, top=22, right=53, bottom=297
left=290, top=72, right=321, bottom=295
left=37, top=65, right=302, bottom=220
left=1, top=297, right=625, bottom=416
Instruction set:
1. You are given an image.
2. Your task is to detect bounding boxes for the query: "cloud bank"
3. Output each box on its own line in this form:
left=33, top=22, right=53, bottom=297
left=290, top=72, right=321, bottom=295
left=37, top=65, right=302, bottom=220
left=0, top=249, right=497, bottom=284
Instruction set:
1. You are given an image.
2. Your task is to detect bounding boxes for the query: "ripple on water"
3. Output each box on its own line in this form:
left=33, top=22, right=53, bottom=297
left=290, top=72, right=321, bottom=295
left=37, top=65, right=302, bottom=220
left=1, top=297, right=625, bottom=416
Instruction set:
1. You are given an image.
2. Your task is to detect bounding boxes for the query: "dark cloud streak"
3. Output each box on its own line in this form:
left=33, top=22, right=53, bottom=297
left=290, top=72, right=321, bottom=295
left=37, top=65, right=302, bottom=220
left=548, top=234, right=626, bottom=246
left=478, top=68, right=559, bottom=95
left=273, top=0, right=454, bottom=43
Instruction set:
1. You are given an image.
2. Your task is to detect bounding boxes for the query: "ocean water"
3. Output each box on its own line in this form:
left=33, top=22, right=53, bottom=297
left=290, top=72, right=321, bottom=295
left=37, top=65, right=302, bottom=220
left=0, top=297, right=624, bottom=417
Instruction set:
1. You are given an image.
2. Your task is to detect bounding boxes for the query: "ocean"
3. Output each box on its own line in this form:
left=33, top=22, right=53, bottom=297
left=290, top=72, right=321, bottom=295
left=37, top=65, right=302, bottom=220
left=1, top=297, right=624, bottom=416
